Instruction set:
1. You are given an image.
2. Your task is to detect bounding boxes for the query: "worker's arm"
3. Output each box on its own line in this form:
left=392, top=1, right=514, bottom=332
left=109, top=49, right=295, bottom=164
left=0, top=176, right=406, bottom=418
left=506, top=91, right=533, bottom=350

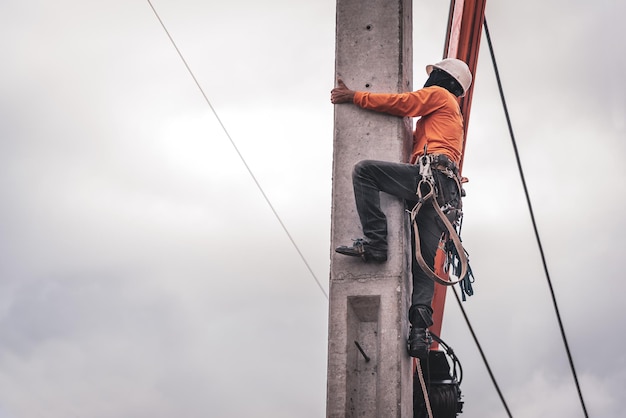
left=332, top=78, right=447, bottom=118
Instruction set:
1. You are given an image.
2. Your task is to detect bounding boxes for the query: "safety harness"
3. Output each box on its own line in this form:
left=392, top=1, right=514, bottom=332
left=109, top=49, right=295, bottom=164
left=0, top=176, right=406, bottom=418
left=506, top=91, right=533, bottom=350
left=410, top=151, right=474, bottom=295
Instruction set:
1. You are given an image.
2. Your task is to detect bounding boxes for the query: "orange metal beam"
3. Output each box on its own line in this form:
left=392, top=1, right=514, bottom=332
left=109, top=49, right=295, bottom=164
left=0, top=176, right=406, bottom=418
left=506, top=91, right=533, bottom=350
left=446, top=0, right=486, bottom=173
left=430, top=0, right=486, bottom=347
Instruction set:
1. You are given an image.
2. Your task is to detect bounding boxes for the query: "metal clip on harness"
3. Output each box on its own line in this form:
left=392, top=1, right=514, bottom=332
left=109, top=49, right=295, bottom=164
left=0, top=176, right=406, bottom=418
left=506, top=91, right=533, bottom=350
left=410, top=154, right=469, bottom=286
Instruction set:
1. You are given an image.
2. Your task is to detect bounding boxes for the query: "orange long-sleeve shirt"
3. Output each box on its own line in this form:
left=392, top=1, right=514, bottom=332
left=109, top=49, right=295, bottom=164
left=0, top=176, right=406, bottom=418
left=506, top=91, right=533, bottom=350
left=353, top=86, right=464, bottom=165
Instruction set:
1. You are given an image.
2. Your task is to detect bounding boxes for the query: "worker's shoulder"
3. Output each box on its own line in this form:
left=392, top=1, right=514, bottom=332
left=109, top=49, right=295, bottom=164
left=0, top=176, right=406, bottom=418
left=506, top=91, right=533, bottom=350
left=414, top=86, right=458, bottom=108
left=418, top=86, right=456, bottom=99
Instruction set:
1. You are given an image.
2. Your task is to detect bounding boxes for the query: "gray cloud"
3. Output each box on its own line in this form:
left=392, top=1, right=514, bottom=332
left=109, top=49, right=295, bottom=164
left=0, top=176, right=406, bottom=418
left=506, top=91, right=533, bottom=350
left=1, top=0, right=625, bottom=417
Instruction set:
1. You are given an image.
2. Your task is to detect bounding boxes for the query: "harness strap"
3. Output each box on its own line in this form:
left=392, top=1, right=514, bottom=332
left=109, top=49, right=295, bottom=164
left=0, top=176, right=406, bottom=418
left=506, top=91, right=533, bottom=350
left=410, top=179, right=469, bottom=286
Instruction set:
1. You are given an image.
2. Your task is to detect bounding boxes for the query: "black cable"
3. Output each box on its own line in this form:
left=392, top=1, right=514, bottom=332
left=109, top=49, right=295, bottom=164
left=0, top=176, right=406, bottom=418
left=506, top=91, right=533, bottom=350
left=430, top=332, right=463, bottom=384
left=483, top=18, right=589, bottom=418
left=452, top=286, right=513, bottom=417
left=146, top=0, right=328, bottom=300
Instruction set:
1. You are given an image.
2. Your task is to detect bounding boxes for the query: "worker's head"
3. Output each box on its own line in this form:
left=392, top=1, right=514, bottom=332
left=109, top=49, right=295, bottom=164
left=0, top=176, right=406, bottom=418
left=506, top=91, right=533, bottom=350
left=424, top=58, right=472, bottom=97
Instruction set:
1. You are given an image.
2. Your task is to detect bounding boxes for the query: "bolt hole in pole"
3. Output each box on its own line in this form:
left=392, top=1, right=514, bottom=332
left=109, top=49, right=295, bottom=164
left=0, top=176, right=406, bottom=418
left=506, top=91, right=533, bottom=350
left=354, top=341, right=371, bottom=362
left=365, top=83, right=371, bottom=88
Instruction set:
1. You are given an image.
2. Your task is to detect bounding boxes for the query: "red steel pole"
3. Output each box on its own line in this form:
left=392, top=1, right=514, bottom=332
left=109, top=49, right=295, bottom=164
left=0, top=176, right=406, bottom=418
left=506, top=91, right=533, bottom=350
left=430, top=0, right=486, bottom=348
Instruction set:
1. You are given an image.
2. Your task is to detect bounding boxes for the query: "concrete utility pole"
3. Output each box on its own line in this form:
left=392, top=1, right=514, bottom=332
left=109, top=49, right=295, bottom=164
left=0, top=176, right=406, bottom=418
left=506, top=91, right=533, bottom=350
left=326, top=0, right=413, bottom=417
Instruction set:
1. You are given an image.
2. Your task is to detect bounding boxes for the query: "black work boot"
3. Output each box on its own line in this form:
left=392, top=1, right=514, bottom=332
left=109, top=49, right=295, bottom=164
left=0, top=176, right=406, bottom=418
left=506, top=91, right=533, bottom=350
left=407, top=327, right=432, bottom=359
left=335, top=238, right=387, bottom=262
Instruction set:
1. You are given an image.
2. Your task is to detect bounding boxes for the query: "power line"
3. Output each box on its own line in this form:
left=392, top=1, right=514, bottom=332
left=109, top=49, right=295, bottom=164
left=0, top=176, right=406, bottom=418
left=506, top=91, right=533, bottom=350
left=483, top=18, right=589, bottom=418
left=146, top=0, right=328, bottom=300
left=452, top=286, right=513, bottom=418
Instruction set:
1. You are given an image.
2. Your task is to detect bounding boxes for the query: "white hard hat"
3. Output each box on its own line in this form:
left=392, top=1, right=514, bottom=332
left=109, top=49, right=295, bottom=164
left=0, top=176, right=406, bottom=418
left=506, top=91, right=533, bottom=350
left=426, top=58, right=472, bottom=96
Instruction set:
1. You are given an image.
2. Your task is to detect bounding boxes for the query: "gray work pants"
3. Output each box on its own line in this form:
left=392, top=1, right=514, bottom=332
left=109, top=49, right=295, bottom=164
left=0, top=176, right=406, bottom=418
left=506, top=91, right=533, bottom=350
left=352, top=159, right=459, bottom=327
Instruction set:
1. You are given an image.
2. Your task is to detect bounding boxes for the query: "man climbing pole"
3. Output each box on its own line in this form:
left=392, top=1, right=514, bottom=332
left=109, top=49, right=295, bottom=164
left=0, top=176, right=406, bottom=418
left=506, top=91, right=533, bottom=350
left=331, top=58, right=472, bottom=359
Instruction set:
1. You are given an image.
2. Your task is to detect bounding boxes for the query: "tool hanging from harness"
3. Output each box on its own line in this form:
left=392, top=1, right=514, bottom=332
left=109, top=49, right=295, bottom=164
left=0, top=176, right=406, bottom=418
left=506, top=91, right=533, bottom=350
left=410, top=149, right=475, bottom=296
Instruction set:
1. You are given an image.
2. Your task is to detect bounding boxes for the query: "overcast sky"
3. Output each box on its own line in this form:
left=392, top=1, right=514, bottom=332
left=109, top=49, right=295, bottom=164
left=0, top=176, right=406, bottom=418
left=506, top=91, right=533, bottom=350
left=1, top=1, right=625, bottom=417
